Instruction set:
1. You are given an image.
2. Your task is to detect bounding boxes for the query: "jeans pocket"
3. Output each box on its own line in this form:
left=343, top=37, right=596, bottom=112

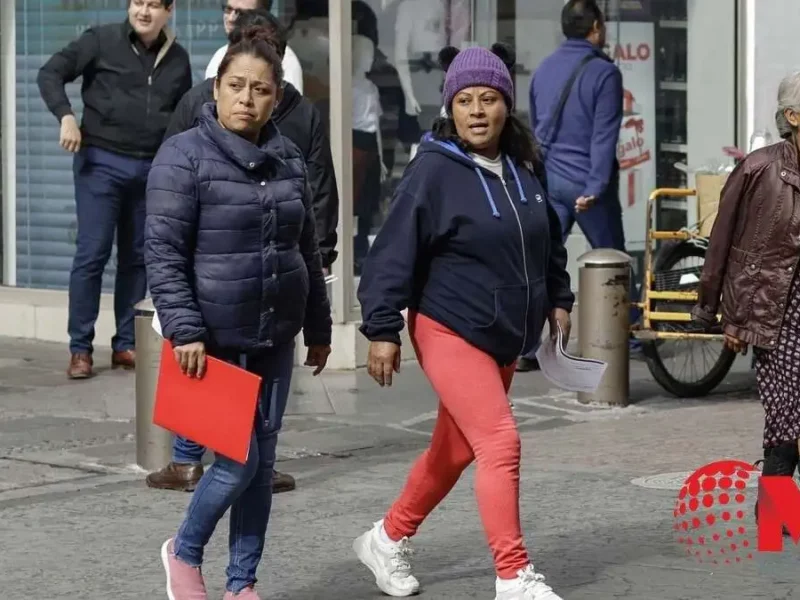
left=253, top=342, right=295, bottom=436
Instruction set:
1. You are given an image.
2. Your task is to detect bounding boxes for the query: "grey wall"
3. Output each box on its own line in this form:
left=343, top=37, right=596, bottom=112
left=752, top=0, right=800, bottom=141
left=687, top=0, right=737, bottom=169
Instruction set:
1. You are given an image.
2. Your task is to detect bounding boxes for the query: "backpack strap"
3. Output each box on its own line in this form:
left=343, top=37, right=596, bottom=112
left=538, top=54, right=597, bottom=156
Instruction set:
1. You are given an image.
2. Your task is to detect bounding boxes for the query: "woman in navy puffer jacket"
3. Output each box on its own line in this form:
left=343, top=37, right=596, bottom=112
left=145, top=27, right=331, bottom=599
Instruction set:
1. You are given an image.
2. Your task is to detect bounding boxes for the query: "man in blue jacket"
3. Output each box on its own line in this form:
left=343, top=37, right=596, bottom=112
left=518, top=0, right=627, bottom=372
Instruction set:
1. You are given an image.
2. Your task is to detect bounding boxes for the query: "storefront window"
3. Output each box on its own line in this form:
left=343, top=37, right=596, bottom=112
left=0, top=17, right=3, bottom=285
left=344, top=0, right=528, bottom=309
left=651, top=0, right=689, bottom=232
left=14, top=0, right=226, bottom=290
left=339, top=0, right=702, bottom=308
left=344, top=0, right=578, bottom=309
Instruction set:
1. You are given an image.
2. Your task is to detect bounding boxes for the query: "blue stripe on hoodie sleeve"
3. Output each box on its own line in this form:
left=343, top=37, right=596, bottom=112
left=357, top=173, right=434, bottom=345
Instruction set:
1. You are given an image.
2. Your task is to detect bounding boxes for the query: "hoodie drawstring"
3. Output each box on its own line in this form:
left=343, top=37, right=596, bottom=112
left=505, top=156, right=528, bottom=204
left=475, top=168, right=501, bottom=218
left=430, top=139, right=528, bottom=218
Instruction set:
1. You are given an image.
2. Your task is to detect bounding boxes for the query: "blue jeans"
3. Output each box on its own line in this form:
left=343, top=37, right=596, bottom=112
left=68, top=146, right=150, bottom=354
left=523, top=170, right=638, bottom=360
left=174, top=342, right=294, bottom=593
left=173, top=435, right=205, bottom=464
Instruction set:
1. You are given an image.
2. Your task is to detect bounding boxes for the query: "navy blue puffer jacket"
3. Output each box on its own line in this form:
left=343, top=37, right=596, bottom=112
left=145, top=103, right=332, bottom=351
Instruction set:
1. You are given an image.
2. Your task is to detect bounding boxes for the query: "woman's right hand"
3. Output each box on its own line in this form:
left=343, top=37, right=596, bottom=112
left=723, top=333, right=748, bottom=355
left=367, top=341, right=401, bottom=387
left=174, top=341, right=207, bottom=378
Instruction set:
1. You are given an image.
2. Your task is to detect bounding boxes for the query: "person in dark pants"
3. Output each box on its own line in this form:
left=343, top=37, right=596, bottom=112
left=519, top=0, right=630, bottom=372
left=147, top=27, right=331, bottom=598
left=145, top=9, right=338, bottom=496
left=37, top=0, right=192, bottom=379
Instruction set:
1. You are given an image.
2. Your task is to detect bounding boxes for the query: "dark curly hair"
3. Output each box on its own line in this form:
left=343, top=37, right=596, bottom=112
left=431, top=43, right=543, bottom=172
left=217, top=25, right=284, bottom=86
left=229, top=8, right=287, bottom=57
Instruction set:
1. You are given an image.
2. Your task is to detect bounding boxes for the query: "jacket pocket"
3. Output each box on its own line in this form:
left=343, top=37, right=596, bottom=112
left=472, top=284, right=528, bottom=331
left=279, top=264, right=310, bottom=325
left=473, top=279, right=548, bottom=355
left=722, top=248, right=760, bottom=325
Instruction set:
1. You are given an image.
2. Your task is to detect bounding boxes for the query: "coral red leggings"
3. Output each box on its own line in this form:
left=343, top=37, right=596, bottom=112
left=383, top=312, right=530, bottom=579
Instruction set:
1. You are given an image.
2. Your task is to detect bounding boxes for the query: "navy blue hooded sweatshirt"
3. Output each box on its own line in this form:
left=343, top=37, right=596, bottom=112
left=357, top=138, right=575, bottom=367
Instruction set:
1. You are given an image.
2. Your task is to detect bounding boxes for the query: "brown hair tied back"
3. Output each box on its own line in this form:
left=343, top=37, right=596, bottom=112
left=217, top=25, right=285, bottom=85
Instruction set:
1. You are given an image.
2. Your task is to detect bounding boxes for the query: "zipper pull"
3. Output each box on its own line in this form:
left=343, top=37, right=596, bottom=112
left=148, top=75, right=152, bottom=86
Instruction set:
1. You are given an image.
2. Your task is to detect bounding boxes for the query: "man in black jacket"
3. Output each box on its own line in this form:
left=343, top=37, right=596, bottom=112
left=37, top=0, right=192, bottom=380
left=146, top=9, right=338, bottom=496
left=162, top=11, right=339, bottom=271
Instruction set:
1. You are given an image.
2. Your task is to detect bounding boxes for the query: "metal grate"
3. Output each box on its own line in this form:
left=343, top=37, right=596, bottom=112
left=654, top=265, right=703, bottom=292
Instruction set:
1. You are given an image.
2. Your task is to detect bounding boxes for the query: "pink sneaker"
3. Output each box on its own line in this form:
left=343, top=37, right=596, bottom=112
left=223, top=587, right=260, bottom=599
left=161, top=538, right=208, bottom=600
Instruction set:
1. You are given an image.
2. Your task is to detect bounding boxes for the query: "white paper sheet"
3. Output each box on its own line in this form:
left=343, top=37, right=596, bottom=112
left=534, top=324, right=608, bottom=393
left=150, top=273, right=338, bottom=339
left=152, top=311, right=163, bottom=337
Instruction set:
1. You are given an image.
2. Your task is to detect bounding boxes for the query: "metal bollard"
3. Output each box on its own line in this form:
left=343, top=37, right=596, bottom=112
left=134, top=298, right=173, bottom=472
left=577, top=248, right=633, bottom=406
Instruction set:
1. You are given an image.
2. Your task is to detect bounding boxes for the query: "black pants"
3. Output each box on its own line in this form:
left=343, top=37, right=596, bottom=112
left=353, top=130, right=381, bottom=267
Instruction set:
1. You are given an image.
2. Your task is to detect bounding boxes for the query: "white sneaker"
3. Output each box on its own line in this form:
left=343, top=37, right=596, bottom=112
left=495, top=565, right=563, bottom=600
left=352, top=519, right=420, bottom=597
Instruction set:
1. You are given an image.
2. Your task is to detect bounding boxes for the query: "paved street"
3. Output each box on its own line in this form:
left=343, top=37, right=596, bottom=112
left=0, top=336, right=794, bottom=599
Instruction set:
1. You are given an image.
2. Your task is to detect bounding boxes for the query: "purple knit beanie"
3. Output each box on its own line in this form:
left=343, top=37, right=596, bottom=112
left=442, top=46, right=514, bottom=113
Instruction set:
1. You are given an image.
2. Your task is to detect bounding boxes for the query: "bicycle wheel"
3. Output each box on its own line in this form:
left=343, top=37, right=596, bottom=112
left=642, top=240, right=736, bottom=397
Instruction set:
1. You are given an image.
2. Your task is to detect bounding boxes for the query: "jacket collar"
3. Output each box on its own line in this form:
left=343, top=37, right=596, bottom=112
left=780, top=139, right=800, bottom=190
left=561, top=40, right=614, bottom=63
left=273, top=82, right=302, bottom=124
left=561, top=38, right=612, bottom=62
left=122, top=19, right=175, bottom=68
left=198, top=102, right=287, bottom=171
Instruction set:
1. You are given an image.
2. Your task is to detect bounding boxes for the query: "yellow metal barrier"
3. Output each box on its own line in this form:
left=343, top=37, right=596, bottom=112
left=639, top=187, right=723, bottom=341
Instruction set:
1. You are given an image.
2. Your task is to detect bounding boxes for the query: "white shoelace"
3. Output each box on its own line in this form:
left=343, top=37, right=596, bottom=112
left=519, top=566, right=554, bottom=595
left=389, top=537, right=415, bottom=576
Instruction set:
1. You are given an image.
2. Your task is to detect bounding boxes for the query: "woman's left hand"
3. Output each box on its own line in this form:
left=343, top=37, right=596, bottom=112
left=548, top=308, right=571, bottom=349
left=305, top=345, right=331, bottom=375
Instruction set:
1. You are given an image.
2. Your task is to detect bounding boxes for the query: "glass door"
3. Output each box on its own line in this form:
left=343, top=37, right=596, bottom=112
left=652, top=0, right=689, bottom=232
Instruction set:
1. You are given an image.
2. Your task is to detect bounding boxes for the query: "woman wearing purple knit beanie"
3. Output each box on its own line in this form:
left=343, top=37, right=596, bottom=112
left=353, top=44, right=572, bottom=600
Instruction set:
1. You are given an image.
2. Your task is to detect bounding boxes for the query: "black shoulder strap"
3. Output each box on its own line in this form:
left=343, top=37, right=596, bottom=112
left=539, top=54, right=596, bottom=154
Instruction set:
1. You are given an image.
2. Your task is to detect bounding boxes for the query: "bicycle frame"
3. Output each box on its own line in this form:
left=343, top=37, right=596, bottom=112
left=632, top=187, right=725, bottom=342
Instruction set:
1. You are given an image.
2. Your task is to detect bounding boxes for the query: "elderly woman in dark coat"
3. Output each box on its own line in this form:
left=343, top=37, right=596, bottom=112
left=694, top=71, right=800, bottom=510
left=144, top=26, right=331, bottom=600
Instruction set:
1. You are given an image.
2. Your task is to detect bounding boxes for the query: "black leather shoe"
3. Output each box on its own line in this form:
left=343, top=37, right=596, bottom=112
left=273, top=469, right=296, bottom=493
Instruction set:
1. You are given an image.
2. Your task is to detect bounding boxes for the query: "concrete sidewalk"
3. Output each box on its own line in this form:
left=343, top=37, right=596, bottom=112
left=0, top=336, right=792, bottom=599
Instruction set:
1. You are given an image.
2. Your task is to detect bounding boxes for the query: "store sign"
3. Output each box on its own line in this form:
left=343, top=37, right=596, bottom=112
left=604, top=21, right=656, bottom=251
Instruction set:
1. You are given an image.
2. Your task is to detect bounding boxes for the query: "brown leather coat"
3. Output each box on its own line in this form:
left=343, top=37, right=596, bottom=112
left=694, top=140, right=800, bottom=349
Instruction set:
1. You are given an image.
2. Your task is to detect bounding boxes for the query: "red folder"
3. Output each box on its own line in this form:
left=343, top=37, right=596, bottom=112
left=153, top=340, right=263, bottom=464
